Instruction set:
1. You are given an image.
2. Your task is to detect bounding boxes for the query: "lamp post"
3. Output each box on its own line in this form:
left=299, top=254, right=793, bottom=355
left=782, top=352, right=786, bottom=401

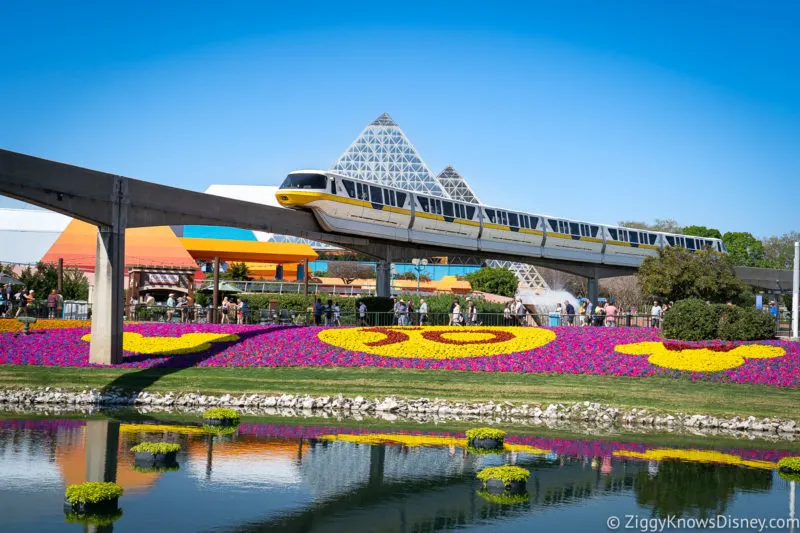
left=411, top=258, right=428, bottom=295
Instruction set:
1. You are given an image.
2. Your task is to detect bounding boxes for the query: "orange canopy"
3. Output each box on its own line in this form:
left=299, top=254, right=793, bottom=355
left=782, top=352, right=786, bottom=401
left=41, top=219, right=198, bottom=269
left=179, top=238, right=318, bottom=264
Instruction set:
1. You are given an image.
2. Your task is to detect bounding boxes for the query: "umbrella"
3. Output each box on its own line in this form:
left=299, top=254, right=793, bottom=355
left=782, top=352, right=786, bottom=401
left=197, top=281, right=240, bottom=293
left=0, top=273, right=22, bottom=286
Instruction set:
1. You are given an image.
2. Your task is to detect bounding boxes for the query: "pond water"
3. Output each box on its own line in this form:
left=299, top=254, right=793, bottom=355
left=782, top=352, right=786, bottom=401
left=1, top=413, right=799, bottom=533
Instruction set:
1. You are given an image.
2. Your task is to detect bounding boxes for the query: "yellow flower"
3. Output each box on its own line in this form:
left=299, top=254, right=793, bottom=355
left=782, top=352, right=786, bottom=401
left=0, top=319, right=90, bottom=333
left=319, top=326, right=555, bottom=359
left=614, top=342, right=785, bottom=372
left=613, top=448, right=777, bottom=470
left=319, top=433, right=551, bottom=455
left=80, top=332, right=239, bottom=355
left=120, top=424, right=208, bottom=435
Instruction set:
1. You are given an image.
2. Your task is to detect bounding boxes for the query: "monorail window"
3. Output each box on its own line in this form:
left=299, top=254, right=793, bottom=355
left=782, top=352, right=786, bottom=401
left=666, top=236, right=675, bottom=246
left=520, top=215, right=528, bottom=229
left=396, top=192, right=407, bottom=207
left=443, top=201, right=454, bottom=217
left=569, top=222, right=579, bottom=235
left=466, top=205, right=476, bottom=220
left=418, top=196, right=430, bottom=212
left=686, top=238, right=695, bottom=250
left=486, top=209, right=497, bottom=223
left=630, top=232, right=639, bottom=244
left=609, top=228, right=618, bottom=240
left=500, top=211, right=508, bottom=226
left=509, top=213, right=519, bottom=227
left=356, top=182, right=369, bottom=201
left=432, top=199, right=442, bottom=215
left=530, top=216, right=539, bottom=229
left=548, top=219, right=558, bottom=232
left=370, top=186, right=383, bottom=204
left=280, top=173, right=328, bottom=190
left=342, top=180, right=356, bottom=198
left=590, top=225, right=599, bottom=238
left=330, top=179, right=337, bottom=195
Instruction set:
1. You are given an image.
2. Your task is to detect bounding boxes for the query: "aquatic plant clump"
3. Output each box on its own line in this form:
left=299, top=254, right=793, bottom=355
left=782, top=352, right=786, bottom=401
left=777, top=457, right=800, bottom=472
left=130, top=442, right=181, bottom=454
left=65, top=482, right=123, bottom=505
left=476, top=466, right=530, bottom=486
left=466, top=428, right=506, bottom=442
left=476, top=489, right=531, bottom=505
left=133, top=464, right=181, bottom=474
left=64, top=509, right=123, bottom=526
left=203, top=407, right=241, bottom=421
left=203, top=424, right=239, bottom=436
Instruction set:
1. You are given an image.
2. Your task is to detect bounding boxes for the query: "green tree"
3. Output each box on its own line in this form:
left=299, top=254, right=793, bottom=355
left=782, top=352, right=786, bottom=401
left=221, top=262, right=251, bottom=281
left=637, top=247, right=748, bottom=304
left=722, top=232, right=766, bottom=267
left=327, top=261, right=376, bottom=284
left=761, top=231, right=800, bottom=269
left=61, top=268, right=89, bottom=300
left=682, top=225, right=722, bottom=239
left=620, top=219, right=682, bottom=233
left=465, top=267, right=518, bottom=297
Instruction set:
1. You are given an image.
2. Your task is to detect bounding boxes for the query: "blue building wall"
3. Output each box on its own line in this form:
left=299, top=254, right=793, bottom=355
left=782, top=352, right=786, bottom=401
left=308, top=261, right=479, bottom=281
left=181, top=226, right=258, bottom=241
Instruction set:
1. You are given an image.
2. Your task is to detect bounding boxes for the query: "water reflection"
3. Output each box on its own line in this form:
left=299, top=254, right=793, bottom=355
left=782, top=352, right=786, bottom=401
left=0, top=418, right=797, bottom=533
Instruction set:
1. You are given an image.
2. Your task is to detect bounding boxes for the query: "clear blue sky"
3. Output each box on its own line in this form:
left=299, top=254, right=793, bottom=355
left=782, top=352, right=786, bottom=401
left=1, top=1, right=797, bottom=237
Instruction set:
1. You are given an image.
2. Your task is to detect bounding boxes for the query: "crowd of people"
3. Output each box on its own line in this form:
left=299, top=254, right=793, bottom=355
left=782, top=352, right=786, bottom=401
left=549, top=299, right=673, bottom=328
left=0, top=285, right=64, bottom=319
left=129, top=293, right=251, bottom=324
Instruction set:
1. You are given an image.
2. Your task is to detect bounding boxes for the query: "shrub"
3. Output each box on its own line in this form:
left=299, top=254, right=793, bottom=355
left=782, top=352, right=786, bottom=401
left=204, top=407, right=240, bottom=420
left=717, top=307, right=776, bottom=341
left=65, top=482, right=123, bottom=504
left=238, top=293, right=357, bottom=314
left=465, top=427, right=506, bottom=442
left=778, top=457, right=800, bottom=472
left=130, top=442, right=181, bottom=454
left=662, top=299, right=775, bottom=341
left=476, top=466, right=530, bottom=485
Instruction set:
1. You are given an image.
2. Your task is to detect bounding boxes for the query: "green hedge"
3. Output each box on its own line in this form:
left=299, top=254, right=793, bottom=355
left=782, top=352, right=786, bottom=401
left=65, top=482, right=123, bottom=504
left=237, top=293, right=357, bottom=314
left=203, top=407, right=240, bottom=420
left=662, top=298, right=775, bottom=341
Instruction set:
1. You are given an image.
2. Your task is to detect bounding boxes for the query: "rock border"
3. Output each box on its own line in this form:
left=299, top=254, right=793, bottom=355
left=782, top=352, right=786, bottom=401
left=0, top=387, right=797, bottom=438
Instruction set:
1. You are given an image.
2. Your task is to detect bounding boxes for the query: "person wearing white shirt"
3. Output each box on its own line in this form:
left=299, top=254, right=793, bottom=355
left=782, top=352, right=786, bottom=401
left=650, top=301, right=663, bottom=328
left=418, top=299, right=428, bottom=325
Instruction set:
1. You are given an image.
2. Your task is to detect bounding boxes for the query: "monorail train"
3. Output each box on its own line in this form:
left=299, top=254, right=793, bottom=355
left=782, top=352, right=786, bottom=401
left=276, top=170, right=727, bottom=266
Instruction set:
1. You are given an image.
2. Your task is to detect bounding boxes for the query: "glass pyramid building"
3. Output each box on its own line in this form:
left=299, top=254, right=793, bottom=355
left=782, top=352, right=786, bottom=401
left=331, top=113, right=447, bottom=196
left=435, top=166, right=481, bottom=204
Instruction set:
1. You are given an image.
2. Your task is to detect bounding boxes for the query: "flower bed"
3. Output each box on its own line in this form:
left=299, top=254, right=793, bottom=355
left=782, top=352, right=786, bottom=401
left=1, top=323, right=798, bottom=388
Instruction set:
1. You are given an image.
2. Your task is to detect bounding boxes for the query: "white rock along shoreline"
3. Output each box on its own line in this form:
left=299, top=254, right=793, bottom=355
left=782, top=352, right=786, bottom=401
left=0, top=386, right=797, bottom=440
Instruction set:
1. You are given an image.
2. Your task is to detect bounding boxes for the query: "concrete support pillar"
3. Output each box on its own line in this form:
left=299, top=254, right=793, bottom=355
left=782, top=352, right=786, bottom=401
left=368, top=444, right=386, bottom=487
left=792, top=242, right=799, bottom=340
left=587, top=277, right=599, bottom=306
left=376, top=260, right=392, bottom=297
left=212, top=256, right=220, bottom=323
left=85, top=419, right=120, bottom=483
left=89, top=226, right=124, bottom=365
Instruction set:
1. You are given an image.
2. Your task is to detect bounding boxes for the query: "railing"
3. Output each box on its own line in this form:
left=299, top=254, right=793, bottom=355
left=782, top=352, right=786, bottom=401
left=0, top=300, right=90, bottom=320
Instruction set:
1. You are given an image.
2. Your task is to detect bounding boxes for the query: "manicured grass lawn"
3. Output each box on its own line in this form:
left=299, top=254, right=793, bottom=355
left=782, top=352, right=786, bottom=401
left=1, top=364, right=798, bottom=420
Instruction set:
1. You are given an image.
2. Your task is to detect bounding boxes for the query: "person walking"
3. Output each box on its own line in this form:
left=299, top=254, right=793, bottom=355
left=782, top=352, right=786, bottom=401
left=221, top=296, right=232, bottom=324
left=650, top=301, right=662, bottom=328
left=47, top=289, right=58, bottom=319
left=418, top=298, right=428, bottom=325
left=313, top=298, right=323, bottom=326
left=564, top=300, right=576, bottom=326
left=515, top=299, right=526, bottom=326
left=584, top=300, right=594, bottom=327
left=605, top=300, right=618, bottom=327
left=358, top=300, right=368, bottom=326
left=578, top=300, right=587, bottom=326
left=16, top=289, right=32, bottom=318
left=239, top=298, right=249, bottom=324
left=3, top=285, right=13, bottom=318
left=469, top=299, right=479, bottom=325
left=333, top=302, right=341, bottom=326
left=594, top=302, right=606, bottom=326
left=0, top=288, right=6, bottom=318
left=452, top=299, right=462, bottom=325
left=503, top=302, right=512, bottom=325
left=324, top=299, right=334, bottom=326
left=397, top=299, right=407, bottom=326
